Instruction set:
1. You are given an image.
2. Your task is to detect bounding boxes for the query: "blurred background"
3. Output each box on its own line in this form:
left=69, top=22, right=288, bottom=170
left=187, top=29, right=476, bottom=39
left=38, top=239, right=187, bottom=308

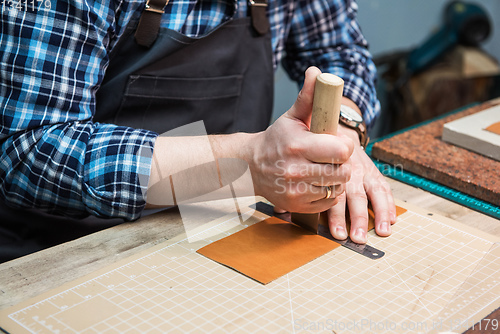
left=272, top=0, right=500, bottom=139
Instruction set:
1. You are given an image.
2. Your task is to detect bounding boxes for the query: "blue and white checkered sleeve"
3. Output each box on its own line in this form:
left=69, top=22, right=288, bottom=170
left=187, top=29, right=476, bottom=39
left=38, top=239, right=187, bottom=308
left=0, top=1, right=157, bottom=220
left=282, top=0, right=380, bottom=128
left=1, top=124, right=156, bottom=220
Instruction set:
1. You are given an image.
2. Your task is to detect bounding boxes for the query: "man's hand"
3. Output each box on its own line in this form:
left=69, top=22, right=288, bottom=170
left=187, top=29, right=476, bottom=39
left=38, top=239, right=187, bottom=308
left=248, top=67, right=354, bottom=213
left=252, top=66, right=396, bottom=243
left=327, top=124, right=397, bottom=243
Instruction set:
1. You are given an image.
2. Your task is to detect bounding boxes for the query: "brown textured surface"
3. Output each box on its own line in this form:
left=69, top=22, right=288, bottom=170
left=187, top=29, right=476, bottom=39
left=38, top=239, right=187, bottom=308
left=372, top=101, right=500, bottom=206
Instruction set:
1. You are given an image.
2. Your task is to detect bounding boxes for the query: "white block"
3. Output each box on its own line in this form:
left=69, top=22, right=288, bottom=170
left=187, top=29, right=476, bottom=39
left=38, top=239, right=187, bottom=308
left=442, top=104, right=500, bottom=162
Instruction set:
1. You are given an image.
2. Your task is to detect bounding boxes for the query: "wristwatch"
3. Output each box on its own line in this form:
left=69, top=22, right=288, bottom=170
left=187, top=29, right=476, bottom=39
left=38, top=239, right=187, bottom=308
left=339, top=104, right=369, bottom=149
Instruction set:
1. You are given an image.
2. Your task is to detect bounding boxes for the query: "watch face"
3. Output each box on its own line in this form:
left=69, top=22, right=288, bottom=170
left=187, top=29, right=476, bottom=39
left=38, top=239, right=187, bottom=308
left=340, top=105, right=363, bottom=123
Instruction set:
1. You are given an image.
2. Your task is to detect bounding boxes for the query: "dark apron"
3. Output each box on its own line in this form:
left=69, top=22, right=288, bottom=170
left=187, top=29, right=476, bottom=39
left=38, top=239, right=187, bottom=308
left=0, top=5, right=274, bottom=262
left=95, top=15, right=274, bottom=134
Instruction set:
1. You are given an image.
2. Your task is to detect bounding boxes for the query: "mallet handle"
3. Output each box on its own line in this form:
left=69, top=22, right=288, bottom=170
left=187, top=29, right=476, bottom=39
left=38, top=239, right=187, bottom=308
left=310, top=73, right=344, bottom=135
left=291, top=73, right=344, bottom=233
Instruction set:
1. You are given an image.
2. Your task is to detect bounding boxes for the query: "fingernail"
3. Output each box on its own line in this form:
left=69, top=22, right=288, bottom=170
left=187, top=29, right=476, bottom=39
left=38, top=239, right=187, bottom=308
left=335, top=226, right=348, bottom=240
left=380, top=221, right=391, bottom=234
left=354, top=228, right=366, bottom=243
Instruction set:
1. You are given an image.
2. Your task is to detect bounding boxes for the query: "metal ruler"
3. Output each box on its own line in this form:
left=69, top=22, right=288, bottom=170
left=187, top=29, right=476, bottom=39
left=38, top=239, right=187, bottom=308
left=252, top=201, right=385, bottom=260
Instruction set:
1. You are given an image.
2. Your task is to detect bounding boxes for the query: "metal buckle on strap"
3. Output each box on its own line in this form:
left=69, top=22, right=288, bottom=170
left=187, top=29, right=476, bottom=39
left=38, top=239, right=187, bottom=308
left=145, top=0, right=168, bottom=14
left=249, top=0, right=268, bottom=7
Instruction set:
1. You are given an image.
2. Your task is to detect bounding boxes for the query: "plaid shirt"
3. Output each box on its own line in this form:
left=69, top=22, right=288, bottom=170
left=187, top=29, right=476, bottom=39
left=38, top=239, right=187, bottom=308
left=0, top=0, right=379, bottom=220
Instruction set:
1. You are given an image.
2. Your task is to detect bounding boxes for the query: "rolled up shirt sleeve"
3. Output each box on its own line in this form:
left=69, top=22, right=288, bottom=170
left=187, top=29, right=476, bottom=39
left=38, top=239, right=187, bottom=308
left=282, top=0, right=380, bottom=128
left=1, top=123, right=156, bottom=220
left=0, top=1, right=157, bottom=220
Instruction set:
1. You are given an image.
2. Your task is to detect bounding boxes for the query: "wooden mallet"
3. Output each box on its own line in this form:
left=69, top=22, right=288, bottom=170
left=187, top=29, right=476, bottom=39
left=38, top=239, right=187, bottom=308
left=291, top=73, right=344, bottom=233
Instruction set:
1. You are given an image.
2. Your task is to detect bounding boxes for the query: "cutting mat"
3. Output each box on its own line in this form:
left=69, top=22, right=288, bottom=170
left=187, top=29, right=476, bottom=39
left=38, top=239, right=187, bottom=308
left=0, top=199, right=499, bottom=334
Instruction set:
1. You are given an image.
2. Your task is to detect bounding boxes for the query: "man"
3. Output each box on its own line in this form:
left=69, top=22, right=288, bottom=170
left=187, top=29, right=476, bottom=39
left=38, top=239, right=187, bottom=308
left=0, top=0, right=395, bottom=261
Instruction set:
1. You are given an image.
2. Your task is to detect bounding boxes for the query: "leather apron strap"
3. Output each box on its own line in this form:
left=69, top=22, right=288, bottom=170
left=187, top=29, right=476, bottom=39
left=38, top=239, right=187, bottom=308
left=135, top=0, right=270, bottom=48
left=249, top=0, right=270, bottom=35
left=135, top=0, right=170, bottom=48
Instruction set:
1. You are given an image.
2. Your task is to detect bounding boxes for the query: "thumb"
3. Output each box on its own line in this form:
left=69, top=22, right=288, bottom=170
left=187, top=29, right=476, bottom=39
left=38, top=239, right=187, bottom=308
left=286, top=66, right=322, bottom=125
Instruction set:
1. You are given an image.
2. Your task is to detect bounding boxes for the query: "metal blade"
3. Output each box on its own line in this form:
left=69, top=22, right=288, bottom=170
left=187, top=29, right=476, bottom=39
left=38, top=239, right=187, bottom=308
left=252, top=201, right=385, bottom=259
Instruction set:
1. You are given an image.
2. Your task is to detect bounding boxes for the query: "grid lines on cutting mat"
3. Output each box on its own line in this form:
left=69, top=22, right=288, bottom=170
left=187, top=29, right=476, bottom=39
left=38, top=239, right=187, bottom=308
left=3, top=206, right=496, bottom=334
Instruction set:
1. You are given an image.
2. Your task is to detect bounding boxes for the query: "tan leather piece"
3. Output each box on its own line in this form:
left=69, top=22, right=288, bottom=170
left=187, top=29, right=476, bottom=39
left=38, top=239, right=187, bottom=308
left=198, top=216, right=340, bottom=284
left=395, top=205, right=408, bottom=217
left=485, top=121, right=500, bottom=135
left=197, top=206, right=407, bottom=284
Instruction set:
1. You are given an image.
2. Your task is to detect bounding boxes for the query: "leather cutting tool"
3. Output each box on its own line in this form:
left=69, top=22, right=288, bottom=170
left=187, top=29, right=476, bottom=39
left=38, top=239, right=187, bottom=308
left=253, top=201, right=384, bottom=259
left=284, top=73, right=384, bottom=259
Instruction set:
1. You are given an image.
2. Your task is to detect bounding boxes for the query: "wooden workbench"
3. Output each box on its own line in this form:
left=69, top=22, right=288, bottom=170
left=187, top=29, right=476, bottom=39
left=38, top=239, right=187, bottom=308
left=0, top=179, right=499, bottom=333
